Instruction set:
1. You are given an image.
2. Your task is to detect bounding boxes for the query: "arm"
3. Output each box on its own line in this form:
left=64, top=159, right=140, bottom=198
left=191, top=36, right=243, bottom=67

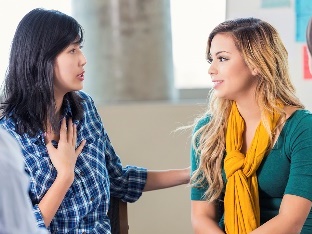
left=251, top=112, right=312, bottom=233
left=250, top=194, right=311, bottom=234
left=143, top=167, right=190, bottom=191
left=191, top=200, right=225, bottom=234
left=38, top=175, right=74, bottom=227
left=39, top=118, right=85, bottom=227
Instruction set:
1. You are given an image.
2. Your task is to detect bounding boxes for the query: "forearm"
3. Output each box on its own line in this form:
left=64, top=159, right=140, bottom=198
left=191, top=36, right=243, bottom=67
left=38, top=175, right=73, bottom=227
left=192, top=216, right=225, bottom=234
left=143, top=167, right=190, bottom=191
left=251, top=194, right=311, bottom=234
left=250, top=214, right=302, bottom=234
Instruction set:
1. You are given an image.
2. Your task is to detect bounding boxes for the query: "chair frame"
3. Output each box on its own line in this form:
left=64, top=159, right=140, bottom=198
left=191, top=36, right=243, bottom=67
left=108, top=197, right=129, bottom=234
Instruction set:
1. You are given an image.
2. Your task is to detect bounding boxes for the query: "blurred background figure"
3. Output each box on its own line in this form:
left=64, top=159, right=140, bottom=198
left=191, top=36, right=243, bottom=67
left=306, top=17, right=312, bottom=73
left=0, top=128, right=47, bottom=234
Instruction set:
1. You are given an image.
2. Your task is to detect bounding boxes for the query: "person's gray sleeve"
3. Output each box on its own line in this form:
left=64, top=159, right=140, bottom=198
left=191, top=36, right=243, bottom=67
left=0, top=128, right=48, bottom=233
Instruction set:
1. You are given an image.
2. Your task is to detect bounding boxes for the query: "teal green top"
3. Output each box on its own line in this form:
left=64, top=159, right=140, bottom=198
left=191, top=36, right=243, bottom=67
left=191, top=110, right=312, bottom=233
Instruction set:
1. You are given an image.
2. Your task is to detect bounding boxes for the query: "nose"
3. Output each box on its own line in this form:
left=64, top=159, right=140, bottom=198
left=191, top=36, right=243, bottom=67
left=80, top=52, right=87, bottom=67
left=208, top=61, right=217, bottom=77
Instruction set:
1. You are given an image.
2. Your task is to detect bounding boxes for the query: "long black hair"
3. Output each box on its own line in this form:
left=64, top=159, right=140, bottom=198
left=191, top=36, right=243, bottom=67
left=0, top=8, right=84, bottom=136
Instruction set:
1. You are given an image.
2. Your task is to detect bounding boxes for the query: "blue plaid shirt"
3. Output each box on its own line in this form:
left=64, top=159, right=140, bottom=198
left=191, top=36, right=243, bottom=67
left=0, top=91, right=147, bottom=233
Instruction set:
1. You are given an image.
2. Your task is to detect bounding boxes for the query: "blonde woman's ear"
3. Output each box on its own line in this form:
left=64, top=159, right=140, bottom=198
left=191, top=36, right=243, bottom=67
left=251, top=67, right=258, bottom=76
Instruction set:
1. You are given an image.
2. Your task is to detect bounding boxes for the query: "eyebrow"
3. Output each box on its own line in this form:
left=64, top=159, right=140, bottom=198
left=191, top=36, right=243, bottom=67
left=72, top=41, right=81, bottom=45
left=214, top=51, right=230, bottom=56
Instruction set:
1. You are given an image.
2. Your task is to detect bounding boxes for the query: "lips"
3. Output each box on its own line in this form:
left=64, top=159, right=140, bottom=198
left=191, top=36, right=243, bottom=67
left=77, top=71, right=85, bottom=81
left=212, top=80, right=223, bottom=88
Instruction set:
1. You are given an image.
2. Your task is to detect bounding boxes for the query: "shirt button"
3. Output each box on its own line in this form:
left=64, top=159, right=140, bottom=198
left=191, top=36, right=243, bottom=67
left=91, top=197, right=94, bottom=202
left=82, top=232, right=86, bottom=234
left=80, top=172, right=85, bottom=176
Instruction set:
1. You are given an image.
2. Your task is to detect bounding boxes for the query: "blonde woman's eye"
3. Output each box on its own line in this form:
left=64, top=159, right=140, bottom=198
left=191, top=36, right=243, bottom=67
left=218, top=56, right=228, bottom=62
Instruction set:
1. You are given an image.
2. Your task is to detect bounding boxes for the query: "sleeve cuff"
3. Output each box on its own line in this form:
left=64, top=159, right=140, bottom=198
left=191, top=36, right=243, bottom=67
left=123, top=166, right=147, bottom=203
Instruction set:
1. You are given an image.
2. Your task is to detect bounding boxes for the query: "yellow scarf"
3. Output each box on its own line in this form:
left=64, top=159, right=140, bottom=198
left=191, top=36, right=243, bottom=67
left=224, top=102, right=281, bottom=234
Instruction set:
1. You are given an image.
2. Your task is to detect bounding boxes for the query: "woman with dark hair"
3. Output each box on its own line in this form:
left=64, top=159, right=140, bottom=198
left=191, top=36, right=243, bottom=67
left=190, top=17, right=312, bottom=233
left=0, top=8, right=190, bottom=233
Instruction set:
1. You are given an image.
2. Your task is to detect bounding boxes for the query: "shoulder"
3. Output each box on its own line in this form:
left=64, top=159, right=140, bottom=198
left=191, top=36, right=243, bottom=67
left=0, top=116, right=18, bottom=137
left=287, top=109, right=312, bottom=126
left=283, top=109, right=312, bottom=140
left=193, top=115, right=211, bottom=134
left=0, top=128, right=24, bottom=171
left=75, top=91, right=98, bottom=111
left=0, top=118, right=35, bottom=153
left=0, top=128, right=19, bottom=148
left=75, top=90, right=94, bottom=103
left=74, top=91, right=104, bottom=129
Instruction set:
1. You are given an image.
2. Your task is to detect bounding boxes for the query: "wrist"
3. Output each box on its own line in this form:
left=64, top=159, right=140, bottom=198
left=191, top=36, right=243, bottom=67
left=56, top=172, right=75, bottom=187
left=183, top=167, right=191, bottom=184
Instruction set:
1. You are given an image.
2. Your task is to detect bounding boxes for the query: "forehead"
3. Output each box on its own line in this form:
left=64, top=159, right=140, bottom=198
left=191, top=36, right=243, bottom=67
left=210, top=33, right=237, bottom=54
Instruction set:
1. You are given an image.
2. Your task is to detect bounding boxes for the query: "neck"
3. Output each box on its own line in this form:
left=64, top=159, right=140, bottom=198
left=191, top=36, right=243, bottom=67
left=54, top=91, right=65, bottom=114
left=235, top=98, right=261, bottom=124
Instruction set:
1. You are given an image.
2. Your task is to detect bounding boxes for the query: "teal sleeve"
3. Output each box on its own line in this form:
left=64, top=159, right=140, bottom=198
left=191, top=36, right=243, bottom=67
left=284, top=111, right=312, bottom=201
left=190, top=116, right=210, bottom=200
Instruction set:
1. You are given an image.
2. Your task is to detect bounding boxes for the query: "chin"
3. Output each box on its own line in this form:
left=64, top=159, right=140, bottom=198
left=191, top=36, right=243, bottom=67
left=214, top=91, right=226, bottom=99
left=74, top=85, right=84, bottom=91
left=215, top=94, right=234, bottom=102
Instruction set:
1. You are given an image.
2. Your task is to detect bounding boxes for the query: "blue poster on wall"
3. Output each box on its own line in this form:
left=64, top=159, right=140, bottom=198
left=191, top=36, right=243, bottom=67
left=261, top=0, right=290, bottom=8
left=295, top=0, right=312, bottom=42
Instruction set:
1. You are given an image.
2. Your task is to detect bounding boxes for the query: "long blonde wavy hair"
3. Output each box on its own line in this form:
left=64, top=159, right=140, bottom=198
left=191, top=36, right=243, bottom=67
left=191, top=17, right=304, bottom=202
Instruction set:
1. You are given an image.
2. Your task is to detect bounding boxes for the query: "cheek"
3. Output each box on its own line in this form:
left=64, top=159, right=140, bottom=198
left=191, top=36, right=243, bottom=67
left=53, top=58, right=65, bottom=78
left=54, top=62, right=72, bottom=78
left=53, top=65, right=61, bottom=81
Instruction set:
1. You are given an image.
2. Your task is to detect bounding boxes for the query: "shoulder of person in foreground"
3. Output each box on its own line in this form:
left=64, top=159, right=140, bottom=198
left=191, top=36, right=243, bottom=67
left=0, top=128, right=48, bottom=233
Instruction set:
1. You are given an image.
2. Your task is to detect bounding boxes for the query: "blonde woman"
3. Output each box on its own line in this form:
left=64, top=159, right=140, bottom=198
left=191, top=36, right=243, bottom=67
left=190, top=17, right=312, bottom=234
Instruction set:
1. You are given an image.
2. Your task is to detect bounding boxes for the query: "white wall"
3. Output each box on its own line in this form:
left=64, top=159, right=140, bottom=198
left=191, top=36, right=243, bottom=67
left=98, top=102, right=206, bottom=234
left=226, top=0, right=312, bottom=111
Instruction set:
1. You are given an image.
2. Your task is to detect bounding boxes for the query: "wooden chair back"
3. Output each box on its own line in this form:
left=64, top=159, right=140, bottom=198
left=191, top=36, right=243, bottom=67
left=108, top=197, right=129, bottom=234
